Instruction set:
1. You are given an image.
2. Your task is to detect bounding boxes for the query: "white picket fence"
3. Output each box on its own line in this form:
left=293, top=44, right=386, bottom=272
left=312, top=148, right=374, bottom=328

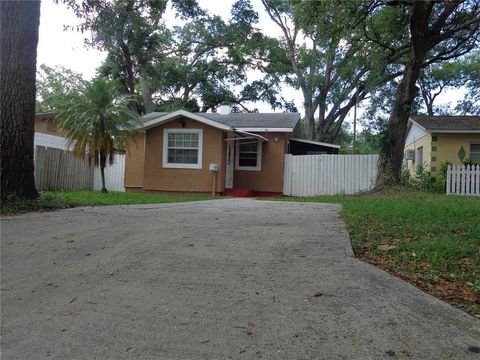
left=93, top=154, right=126, bottom=192
left=283, top=154, right=379, bottom=196
left=446, top=164, right=480, bottom=196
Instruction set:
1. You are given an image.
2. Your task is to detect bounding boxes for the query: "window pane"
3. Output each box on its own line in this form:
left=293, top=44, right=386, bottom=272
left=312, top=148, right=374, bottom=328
left=239, top=154, right=257, bottom=167
left=471, top=153, right=480, bottom=164
left=239, top=142, right=257, bottom=153
left=168, top=149, right=198, bottom=164
left=470, top=144, right=480, bottom=152
left=238, top=141, right=258, bottom=168
left=166, top=131, right=200, bottom=165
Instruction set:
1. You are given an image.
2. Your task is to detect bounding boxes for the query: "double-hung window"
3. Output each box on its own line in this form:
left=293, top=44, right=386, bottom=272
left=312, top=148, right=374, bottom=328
left=163, top=129, right=203, bottom=169
left=470, top=143, right=480, bottom=164
left=236, top=139, right=262, bottom=171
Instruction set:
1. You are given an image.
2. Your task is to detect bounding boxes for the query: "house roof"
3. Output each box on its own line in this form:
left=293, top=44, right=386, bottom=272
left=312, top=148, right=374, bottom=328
left=409, top=115, right=480, bottom=133
left=142, top=110, right=300, bottom=132
left=35, top=112, right=58, bottom=121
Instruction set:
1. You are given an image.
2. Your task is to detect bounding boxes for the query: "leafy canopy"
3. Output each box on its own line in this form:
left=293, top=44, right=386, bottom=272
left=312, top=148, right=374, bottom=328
left=55, top=77, right=142, bottom=165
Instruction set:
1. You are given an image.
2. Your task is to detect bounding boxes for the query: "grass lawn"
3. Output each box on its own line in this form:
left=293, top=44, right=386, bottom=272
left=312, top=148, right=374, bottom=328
left=276, top=188, right=480, bottom=318
left=1, top=190, right=217, bottom=214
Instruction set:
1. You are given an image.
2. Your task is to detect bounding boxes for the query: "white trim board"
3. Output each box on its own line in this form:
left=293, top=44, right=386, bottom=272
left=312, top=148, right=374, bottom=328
left=235, top=139, right=262, bottom=171
left=143, top=110, right=232, bottom=131
left=34, top=132, right=71, bottom=151
left=162, top=128, right=203, bottom=169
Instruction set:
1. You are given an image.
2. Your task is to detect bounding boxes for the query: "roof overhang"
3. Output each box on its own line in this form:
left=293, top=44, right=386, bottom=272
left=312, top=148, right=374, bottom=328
left=289, top=138, right=340, bottom=149
left=35, top=112, right=58, bottom=120
left=233, top=127, right=293, bottom=133
left=408, top=117, right=426, bottom=131
left=428, top=130, right=480, bottom=133
left=408, top=117, right=480, bottom=133
left=142, top=110, right=232, bottom=131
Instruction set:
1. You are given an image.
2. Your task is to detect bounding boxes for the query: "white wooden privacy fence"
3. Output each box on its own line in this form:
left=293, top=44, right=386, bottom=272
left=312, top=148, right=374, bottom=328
left=34, top=145, right=125, bottom=192
left=283, top=154, right=379, bottom=196
left=446, top=164, right=480, bottom=196
left=93, top=155, right=126, bottom=192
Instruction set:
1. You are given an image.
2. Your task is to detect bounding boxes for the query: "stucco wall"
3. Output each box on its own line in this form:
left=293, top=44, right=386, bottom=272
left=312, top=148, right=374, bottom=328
left=404, top=133, right=432, bottom=177
left=234, top=132, right=288, bottom=193
left=124, top=133, right=146, bottom=188
left=404, top=132, right=480, bottom=180
left=124, top=117, right=291, bottom=193
left=142, top=117, right=225, bottom=193
left=434, top=133, right=480, bottom=167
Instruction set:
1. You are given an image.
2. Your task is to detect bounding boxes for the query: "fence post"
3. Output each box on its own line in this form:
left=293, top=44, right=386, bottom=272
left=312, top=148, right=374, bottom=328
left=446, top=165, right=451, bottom=195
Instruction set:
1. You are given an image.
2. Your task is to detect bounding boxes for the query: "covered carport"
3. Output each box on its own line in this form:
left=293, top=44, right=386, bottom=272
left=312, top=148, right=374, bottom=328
left=288, top=138, right=340, bottom=155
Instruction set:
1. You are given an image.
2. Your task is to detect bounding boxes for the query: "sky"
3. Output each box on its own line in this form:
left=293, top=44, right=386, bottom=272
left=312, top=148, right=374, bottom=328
left=37, top=0, right=463, bottom=124
left=37, top=0, right=309, bottom=115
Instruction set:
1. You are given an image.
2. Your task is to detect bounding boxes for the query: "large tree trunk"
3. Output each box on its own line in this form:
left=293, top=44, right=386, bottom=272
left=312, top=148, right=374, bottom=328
left=0, top=1, right=40, bottom=201
left=303, top=93, right=316, bottom=140
left=375, top=56, right=424, bottom=188
left=139, top=74, right=154, bottom=114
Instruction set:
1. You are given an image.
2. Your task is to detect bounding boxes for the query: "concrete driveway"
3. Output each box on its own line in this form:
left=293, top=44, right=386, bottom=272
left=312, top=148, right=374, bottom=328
left=1, top=199, right=479, bottom=359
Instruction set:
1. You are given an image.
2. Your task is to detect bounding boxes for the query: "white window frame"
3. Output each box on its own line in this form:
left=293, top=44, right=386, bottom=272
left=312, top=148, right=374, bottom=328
left=163, top=128, right=203, bottom=169
left=235, top=140, right=262, bottom=171
left=415, top=146, right=423, bottom=167
left=470, top=142, right=480, bottom=164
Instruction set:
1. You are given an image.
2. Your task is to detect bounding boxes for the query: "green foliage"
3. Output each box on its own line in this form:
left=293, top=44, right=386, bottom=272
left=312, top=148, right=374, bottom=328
left=454, top=51, right=480, bottom=115
left=43, top=190, right=216, bottom=207
left=402, top=165, right=437, bottom=192
left=326, top=122, right=381, bottom=155
left=1, top=190, right=216, bottom=214
left=261, top=0, right=380, bottom=140
left=36, top=64, right=87, bottom=112
left=149, top=11, right=282, bottom=112
left=418, top=51, right=480, bottom=115
left=438, top=160, right=453, bottom=189
left=55, top=77, right=142, bottom=190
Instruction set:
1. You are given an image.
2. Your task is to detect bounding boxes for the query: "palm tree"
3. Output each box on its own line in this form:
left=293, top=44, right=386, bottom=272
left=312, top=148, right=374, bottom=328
left=56, top=77, right=142, bottom=193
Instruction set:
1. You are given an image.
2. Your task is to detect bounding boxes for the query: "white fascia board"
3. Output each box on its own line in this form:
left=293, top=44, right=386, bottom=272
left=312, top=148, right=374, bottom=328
left=234, top=127, right=293, bottom=132
left=34, top=132, right=72, bottom=151
left=289, top=138, right=340, bottom=149
left=408, top=118, right=427, bottom=131
left=143, top=110, right=232, bottom=131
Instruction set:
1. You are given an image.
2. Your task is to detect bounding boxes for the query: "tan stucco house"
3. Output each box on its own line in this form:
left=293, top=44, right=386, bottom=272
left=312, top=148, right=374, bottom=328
left=404, top=115, right=480, bottom=180
left=124, top=110, right=339, bottom=195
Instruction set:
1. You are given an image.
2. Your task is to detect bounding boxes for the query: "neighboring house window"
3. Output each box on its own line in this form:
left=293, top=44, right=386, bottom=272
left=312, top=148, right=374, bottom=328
left=236, top=139, right=262, bottom=171
left=415, top=146, right=423, bottom=168
left=470, top=143, right=480, bottom=164
left=163, top=129, right=203, bottom=169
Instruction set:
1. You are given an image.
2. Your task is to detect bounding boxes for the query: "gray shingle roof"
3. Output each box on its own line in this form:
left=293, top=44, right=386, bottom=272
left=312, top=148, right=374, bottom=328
left=142, top=111, right=300, bottom=130
left=410, top=115, right=480, bottom=131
